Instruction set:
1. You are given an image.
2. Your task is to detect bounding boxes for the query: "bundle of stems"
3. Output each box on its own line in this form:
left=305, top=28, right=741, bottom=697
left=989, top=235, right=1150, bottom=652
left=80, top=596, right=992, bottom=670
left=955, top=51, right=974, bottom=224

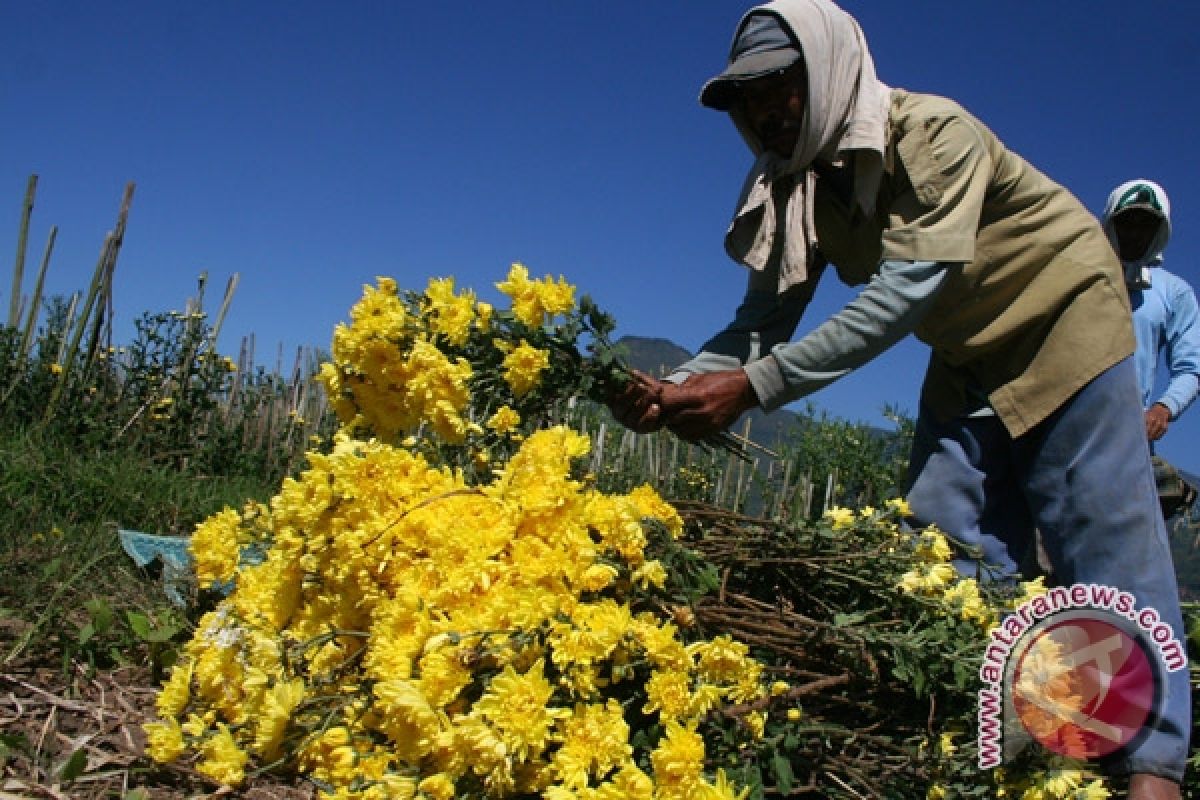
left=661, top=500, right=985, bottom=798
left=582, top=324, right=769, bottom=463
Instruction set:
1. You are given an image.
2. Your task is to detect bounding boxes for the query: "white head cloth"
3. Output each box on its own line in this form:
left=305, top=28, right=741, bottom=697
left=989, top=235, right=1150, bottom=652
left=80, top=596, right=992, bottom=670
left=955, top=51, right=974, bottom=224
left=720, top=0, right=892, bottom=293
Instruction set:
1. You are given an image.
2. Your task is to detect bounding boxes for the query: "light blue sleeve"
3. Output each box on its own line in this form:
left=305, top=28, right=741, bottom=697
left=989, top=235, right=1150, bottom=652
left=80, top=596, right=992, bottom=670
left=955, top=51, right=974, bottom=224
left=745, top=259, right=952, bottom=411
left=1157, top=274, right=1200, bottom=419
left=670, top=259, right=953, bottom=411
left=668, top=261, right=828, bottom=380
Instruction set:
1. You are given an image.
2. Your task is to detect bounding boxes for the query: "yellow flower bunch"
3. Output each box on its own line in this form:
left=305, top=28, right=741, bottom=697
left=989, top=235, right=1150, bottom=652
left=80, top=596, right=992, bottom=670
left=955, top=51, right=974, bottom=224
left=150, top=418, right=766, bottom=795
left=317, top=266, right=630, bottom=476
left=994, top=758, right=1110, bottom=800
left=893, top=524, right=1013, bottom=631
left=318, top=276, right=482, bottom=444
left=495, top=262, right=576, bottom=328
left=823, top=506, right=856, bottom=530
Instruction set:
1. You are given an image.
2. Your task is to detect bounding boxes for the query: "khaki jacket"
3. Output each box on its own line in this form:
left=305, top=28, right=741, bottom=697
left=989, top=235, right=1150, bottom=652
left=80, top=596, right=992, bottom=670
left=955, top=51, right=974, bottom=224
left=813, top=90, right=1133, bottom=436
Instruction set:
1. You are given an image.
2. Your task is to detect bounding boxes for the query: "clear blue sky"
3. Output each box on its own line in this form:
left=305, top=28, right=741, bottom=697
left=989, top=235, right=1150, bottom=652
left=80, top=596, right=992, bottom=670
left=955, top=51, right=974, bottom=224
left=5, top=2, right=1200, bottom=472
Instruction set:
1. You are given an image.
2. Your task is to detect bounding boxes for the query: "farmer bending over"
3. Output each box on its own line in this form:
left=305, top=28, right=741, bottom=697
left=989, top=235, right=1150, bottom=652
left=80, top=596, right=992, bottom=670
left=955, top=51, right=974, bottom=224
left=608, top=1, right=1190, bottom=794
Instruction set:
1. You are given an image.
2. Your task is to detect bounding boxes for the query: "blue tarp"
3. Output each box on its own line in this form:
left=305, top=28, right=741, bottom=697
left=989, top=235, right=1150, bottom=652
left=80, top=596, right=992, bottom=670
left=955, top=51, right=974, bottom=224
left=117, top=529, right=194, bottom=607
left=117, top=529, right=265, bottom=607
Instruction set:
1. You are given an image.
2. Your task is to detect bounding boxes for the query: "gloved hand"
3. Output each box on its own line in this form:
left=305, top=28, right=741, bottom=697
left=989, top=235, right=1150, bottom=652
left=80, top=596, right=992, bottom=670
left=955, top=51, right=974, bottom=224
left=607, top=370, right=669, bottom=433
left=659, top=369, right=759, bottom=441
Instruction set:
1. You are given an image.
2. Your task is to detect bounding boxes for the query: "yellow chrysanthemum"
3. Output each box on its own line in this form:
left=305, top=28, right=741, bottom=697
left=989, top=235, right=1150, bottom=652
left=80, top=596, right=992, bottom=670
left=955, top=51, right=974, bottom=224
left=942, top=578, right=995, bottom=628
left=190, top=508, right=242, bottom=588
left=149, top=269, right=771, bottom=800
left=643, top=667, right=692, bottom=720
left=487, top=404, right=521, bottom=434
left=144, top=719, right=186, bottom=763
left=298, top=725, right=361, bottom=788
left=471, top=658, right=567, bottom=763
left=628, top=484, right=684, bottom=538
left=913, top=529, right=953, bottom=563
left=424, top=276, right=477, bottom=347
left=196, top=724, right=249, bottom=786
left=596, top=763, right=655, bottom=800
left=824, top=506, right=856, bottom=530
left=1077, top=779, right=1111, bottom=800
left=496, top=262, right=576, bottom=327
left=632, top=617, right=690, bottom=671
left=502, top=339, right=550, bottom=397
left=346, top=276, right=409, bottom=344
left=552, top=699, right=632, bottom=789
left=689, top=635, right=751, bottom=683
left=704, top=768, right=753, bottom=800
left=1013, top=575, right=1050, bottom=609
left=632, top=559, right=667, bottom=589
left=418, top=773, right=456, bottom=800
left=251, top=677, right=305, bottom=759
left=649, top=721, right=706, bottom=798
left=898, top=563, right=957, bottom=594
left=155, top=660, right=193, bottom=719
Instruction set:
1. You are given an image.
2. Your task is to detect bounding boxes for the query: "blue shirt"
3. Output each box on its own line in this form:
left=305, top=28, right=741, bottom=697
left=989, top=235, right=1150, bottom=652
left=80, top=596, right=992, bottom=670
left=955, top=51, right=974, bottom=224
left=1130, top=268, right=1200, bottom=418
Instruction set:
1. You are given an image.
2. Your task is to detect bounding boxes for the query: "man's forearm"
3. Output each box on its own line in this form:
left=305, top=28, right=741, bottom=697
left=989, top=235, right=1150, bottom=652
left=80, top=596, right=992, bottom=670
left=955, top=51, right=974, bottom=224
left=751, top=260, right=951, bottom=410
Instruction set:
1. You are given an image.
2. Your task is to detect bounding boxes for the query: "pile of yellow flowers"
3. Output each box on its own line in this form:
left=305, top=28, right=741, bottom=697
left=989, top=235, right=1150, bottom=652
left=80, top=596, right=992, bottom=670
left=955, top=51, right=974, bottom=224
left=145, top=267, right=770, bottom=799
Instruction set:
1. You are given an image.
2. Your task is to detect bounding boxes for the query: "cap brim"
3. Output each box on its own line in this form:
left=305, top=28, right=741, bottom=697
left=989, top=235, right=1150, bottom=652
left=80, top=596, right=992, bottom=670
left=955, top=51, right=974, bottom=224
left=699, top=50, right=800, bottom=111
left=1114, top=202, right=1161, bottom=216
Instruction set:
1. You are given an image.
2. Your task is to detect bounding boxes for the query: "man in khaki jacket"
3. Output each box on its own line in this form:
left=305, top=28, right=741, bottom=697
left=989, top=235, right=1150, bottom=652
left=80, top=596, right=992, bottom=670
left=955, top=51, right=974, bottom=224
left=610, top=1, right=1190, bottom=795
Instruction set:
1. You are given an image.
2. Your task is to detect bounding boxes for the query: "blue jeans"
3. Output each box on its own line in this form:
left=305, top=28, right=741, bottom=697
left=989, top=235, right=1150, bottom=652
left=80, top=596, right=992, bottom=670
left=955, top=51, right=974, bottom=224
left=905, top=357, right=1191, bottom=782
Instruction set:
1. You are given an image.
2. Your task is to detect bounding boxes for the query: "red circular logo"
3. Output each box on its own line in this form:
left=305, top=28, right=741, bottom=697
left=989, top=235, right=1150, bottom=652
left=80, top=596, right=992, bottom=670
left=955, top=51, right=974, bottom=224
left=1011, top=616, right=1156, bottom=759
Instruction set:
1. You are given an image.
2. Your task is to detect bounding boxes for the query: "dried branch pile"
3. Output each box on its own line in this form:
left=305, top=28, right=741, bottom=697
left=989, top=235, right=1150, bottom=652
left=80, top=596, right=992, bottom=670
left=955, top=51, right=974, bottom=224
left=671, top=501, right=983, bottom=798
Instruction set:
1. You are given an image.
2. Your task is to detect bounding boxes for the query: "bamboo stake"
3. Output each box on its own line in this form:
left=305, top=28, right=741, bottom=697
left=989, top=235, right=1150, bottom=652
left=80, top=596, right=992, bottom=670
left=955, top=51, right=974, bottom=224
left=715, top=449, right=732, bottom=506
left=1, top=226, right=58, bottom=407
left=264, top=342, right=285, bottom=477
left=226, top=335, right=250, bottom=423
left=823, top=468, right=836, bottom=513
left=18, top=227, right=55, bottom=358
left=281, top=346, right=306, bottom=461
left=592, top=422, right=607, bottom=474
left=667, top=437, right=679, bottom=496
left=777, top=459, right=792, bottom=520
left=9, top=175, right=37, bottom=328
left=647, top=431, right=658, bottom=482
left=803, top=469, right=814, bottom=521
left=82, top=182, right=134, bottom=369
left=208, top=273, right=241, bottom=351
left=734, top=417, right=753, bottom=510
left=42, top=233, right=113, bottom=422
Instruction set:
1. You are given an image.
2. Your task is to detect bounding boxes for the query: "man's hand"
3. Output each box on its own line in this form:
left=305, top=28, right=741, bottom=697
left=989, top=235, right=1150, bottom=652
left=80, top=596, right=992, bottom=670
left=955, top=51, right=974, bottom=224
left=659, top=369, right=759, bottom=441
left=607, top=370, right=669, bottom=433
left=1145, top=403, right=1172, bottom=441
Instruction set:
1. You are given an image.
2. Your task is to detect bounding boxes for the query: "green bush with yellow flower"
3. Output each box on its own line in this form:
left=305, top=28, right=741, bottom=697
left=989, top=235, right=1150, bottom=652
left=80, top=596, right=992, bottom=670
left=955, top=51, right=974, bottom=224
left=144, top=265, right=1181, bottom=799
